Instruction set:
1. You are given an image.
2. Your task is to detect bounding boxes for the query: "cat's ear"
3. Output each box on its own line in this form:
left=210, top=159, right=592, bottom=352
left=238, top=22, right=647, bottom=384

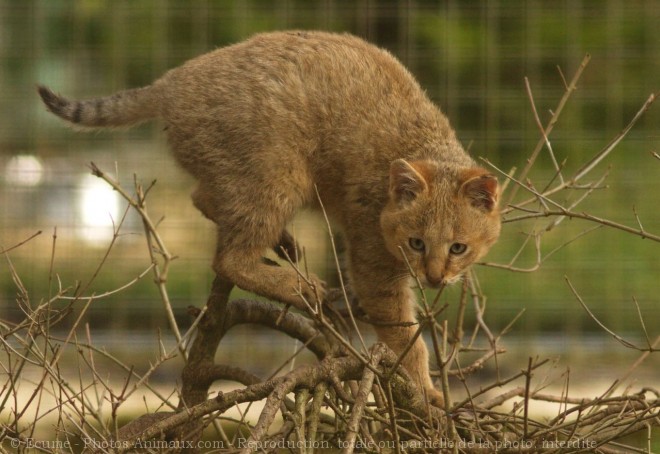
left=389, top=159, right=434, bottom=204
left=459, top=168, right=499, bottom=212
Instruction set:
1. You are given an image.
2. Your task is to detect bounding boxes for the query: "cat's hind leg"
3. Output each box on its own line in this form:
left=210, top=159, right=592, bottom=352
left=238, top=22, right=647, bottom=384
left=193, top=180, right=324, bottom=311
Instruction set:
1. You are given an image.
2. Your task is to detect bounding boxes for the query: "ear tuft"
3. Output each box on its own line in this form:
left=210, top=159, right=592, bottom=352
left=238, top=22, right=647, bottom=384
left=459, top=168, right=499, bottom=212
left=389, top=159, right=434, bottom=204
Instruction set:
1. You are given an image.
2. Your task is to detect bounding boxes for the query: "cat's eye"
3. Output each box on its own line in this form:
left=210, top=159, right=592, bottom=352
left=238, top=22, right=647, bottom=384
left=409, top=238, right=425, bottom=252
left=449, top=243, right=468, bottom=255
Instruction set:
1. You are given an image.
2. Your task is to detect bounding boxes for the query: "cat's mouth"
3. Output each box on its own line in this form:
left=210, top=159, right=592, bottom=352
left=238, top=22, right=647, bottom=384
left=421, top=272, right=463, bottom=288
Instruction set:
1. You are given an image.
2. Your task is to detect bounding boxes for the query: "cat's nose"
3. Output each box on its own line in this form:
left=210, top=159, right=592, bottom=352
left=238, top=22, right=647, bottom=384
left=425, top=272, right=444, bottom=288
left=425, top=260, right=445, bottom=288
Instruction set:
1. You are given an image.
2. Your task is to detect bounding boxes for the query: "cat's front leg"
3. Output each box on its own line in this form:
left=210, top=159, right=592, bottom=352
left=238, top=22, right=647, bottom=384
left=363, top=291, right=443, bottom=407
left=348, top=246, right=443, bottom=406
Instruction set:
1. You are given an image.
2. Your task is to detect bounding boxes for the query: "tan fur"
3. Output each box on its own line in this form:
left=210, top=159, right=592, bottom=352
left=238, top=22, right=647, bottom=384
left=38, top=31, right=501, bottom=405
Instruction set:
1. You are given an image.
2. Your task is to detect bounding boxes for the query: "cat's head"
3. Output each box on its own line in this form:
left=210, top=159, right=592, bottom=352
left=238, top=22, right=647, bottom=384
left=380, top=159, right=501, bottom=287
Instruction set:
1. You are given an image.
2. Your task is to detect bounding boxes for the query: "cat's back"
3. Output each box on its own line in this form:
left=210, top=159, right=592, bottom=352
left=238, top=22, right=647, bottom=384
left=156, top=31, right=429, bottom=128
left=156, top=31, right=455, bottom=176
left=164, top=30, right=416, bottom=92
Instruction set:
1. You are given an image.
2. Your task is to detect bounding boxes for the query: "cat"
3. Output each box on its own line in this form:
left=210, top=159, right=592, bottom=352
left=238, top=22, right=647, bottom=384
left=37, top=30, right=501, bottom=406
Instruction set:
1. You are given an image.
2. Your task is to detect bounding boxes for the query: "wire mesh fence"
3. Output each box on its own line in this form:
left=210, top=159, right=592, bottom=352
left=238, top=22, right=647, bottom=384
left=1, top=1, right=658, bottom=451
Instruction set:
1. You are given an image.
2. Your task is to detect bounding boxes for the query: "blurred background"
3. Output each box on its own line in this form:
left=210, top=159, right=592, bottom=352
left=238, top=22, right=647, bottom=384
left=1, top=1, right=658, bottom=385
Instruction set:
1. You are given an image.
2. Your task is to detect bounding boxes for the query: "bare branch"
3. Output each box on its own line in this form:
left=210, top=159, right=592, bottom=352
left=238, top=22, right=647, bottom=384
left=572, top=93, right=656, bottom=183
left=0, top=230, right=42, bottom=255
left=503, top=53, right=591, bottom=206
left=90, top=163, right=184, bottom=358
left=342, top=346, right=383, bottom=454
left=566, top=277, right=656, bottom=352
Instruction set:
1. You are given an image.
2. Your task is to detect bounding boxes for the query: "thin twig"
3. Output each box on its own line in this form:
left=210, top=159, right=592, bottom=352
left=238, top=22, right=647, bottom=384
left=524, top=77, right=564, bottom=183
left=0, top=230, right=43, bottom=255
left=504, top=53, right=591, bottom=206
left=566, top=277, right=655, bottom=351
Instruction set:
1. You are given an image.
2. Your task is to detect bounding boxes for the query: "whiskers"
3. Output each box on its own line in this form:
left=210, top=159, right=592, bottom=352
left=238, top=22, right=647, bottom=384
left=444, top=273, right=465, bottom=286
left=389, top=272, right=414, bottom=286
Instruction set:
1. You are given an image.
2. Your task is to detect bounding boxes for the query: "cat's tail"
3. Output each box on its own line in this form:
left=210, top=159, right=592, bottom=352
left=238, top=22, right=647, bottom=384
left=37, top=85, right=159, bottom=129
